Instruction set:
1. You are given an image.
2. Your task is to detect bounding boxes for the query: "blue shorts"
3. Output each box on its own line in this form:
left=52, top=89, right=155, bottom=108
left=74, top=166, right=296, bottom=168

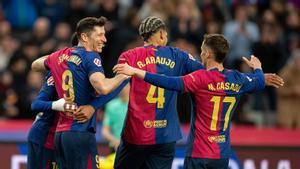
left=27, top=141, right=56, bottom=169
left=183, top=157, right=229, bottom=169
left=114, top=140, right=175, bottom=169
left=55, top=131, right=100, bottom=169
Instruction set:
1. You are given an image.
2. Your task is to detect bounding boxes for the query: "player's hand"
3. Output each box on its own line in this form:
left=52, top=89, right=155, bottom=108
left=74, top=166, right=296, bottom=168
left=264, top=73, right=284, bottom=88
left=242, top=55, right=262, bottom=70
left=113, top=64, right=136, bottom=76
left=112, top=139, right=120, bottom=151
left=73, top=105, right=95, bottom=123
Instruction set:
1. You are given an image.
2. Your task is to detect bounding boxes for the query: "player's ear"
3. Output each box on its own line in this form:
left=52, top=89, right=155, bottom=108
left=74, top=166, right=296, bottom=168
left=159, top=29, right=164, bottom=40
left=80, top=33, right=88, bottom=42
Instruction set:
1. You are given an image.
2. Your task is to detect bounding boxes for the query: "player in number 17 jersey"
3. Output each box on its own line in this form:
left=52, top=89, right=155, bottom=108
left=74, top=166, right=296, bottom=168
left=113, top=34, right=283, bottom=169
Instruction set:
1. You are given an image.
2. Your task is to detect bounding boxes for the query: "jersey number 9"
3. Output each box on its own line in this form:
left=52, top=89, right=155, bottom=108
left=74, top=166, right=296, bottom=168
left=62, top=70, right=75, bottom=102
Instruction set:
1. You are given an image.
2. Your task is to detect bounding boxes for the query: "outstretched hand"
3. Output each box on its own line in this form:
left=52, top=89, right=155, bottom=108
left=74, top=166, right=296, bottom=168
left=113, top=64, right=136, bottom=76
left=264, top=73, right=284, bottom=88
left=242, top=55, right=262, bottom=70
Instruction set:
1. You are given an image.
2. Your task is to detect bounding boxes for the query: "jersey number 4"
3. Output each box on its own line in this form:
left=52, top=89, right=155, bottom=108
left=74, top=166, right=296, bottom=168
left=210, top=96, right=236, bottom=131
left=146, top=85, right=165, bottom=108
left=62, top=70, right=75, bottom=102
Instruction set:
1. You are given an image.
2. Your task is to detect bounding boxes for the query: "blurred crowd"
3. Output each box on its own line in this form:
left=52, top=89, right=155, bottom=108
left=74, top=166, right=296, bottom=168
left=0, top=0, right=300, bottom=129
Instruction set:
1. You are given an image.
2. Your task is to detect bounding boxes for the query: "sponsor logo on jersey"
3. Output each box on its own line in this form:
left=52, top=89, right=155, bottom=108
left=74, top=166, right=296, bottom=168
left=143, top=120, right=167, bottom=128
left=208, top=135, right=226, bottom=143
left=94, top=58, right=102, bottom=67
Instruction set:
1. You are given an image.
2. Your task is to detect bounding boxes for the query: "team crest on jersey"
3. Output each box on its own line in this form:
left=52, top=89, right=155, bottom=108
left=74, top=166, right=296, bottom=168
left=94, top=58, right=102, bottom=67
left=47, top=76, right=54, bottom=86
left=188, top=54, right=196, bottom=61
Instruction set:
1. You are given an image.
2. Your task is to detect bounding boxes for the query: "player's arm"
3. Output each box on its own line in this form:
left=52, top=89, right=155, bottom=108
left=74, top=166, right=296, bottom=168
left=90, top=79, right=129, bottom=110
left=113, top=64, right=184, bottom=92
left=31, top=74, right=74, bottom=112
left=245, top=73, right=284, bottom=88
left=74, top=80, right=129, bottom=123
left=241, top=55, right=265, bottom=92
left=89, top=72, right=128, bottom=95
left=101, top=111, right=120, bottom=150
left=31, top=55, right=49, bottom=72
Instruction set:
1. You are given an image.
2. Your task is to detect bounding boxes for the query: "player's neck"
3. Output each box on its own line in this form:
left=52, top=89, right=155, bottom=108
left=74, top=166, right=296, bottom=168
left=78, top=42, right=92, bottom=51
left=144, top=41, right=160, bottom=47
left=206, top=61, right=224, bottom=71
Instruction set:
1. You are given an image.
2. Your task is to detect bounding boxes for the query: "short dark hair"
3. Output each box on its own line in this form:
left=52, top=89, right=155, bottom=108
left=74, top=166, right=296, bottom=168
left=203, top=34, right=229, bottom=63
left=139, top=16, right=166, bottom=41
left=75, top=16, right=107, bottom=41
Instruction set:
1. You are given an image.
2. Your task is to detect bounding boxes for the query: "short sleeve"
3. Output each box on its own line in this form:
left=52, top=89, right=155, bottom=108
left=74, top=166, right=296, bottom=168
left=84, top=52, right=105, bottom=77
left=182, top=70, right=203, bottom=93
left=45, top=50, right=62, bottom=70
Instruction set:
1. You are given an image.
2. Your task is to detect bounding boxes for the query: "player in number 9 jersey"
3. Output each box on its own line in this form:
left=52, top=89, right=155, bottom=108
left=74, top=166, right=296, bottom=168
left=31, top=17, right=128, bottom=169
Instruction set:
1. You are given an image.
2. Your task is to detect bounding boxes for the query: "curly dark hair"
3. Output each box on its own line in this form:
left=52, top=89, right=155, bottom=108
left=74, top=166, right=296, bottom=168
left=139, top=16, right=166, bottom=41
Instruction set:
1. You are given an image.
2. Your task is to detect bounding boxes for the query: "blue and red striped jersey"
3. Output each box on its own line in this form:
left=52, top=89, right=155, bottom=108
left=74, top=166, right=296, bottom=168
left=29, top=73, right=58, bottom=149
left=45, top=46, right=104, bottom=132
left=182, top=68, right=264, bottom=159
left=118, top=45, right=204, bottom=145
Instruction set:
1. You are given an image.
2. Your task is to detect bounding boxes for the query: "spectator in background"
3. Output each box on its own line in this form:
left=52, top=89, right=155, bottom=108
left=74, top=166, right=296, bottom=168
left=277, top=49, right=300, bottom=129
left=205, top=20, right=221, bottom=34
left=2, top=0, right=37, bottom=30
left=102, top=84, right=130, bottom=151
left=223, top=4, right=260, bottom=68
left=138, top=0, right=173, bottom=21
left=64, top=0, right=88, bottom=30
left=0, top=71, right=18, bottom=118
left=42, top=22, right=72, bottom=53
left=18, top=71, right=44, bottom=119
left=169, top=0, right=203, bottom=49
left=35, top=0, right=66, bottom=28
left=31, top=17, right=52, bottom=54
left=105, top=7, right=140, bottom=77
left=283, top=7, right=300, bottom=62
left=0, top=36, right=19, bottom=72
left=252, top=21, right=283, bottom=126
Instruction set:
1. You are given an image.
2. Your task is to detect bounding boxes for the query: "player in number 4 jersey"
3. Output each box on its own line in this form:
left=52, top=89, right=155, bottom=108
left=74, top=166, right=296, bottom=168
left=114, top=34, right=284, bottom=169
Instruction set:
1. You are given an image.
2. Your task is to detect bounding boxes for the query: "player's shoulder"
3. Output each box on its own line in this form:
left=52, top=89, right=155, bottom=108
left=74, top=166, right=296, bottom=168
left=49, top=47, right=71, bottom=57
left=121, top=46, right=145, bottom=56
left=71, top=47, right=100, bottom=58
left=157, top=46, right=182, bottom=54
left=224, top=69, right=248, bottom=81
